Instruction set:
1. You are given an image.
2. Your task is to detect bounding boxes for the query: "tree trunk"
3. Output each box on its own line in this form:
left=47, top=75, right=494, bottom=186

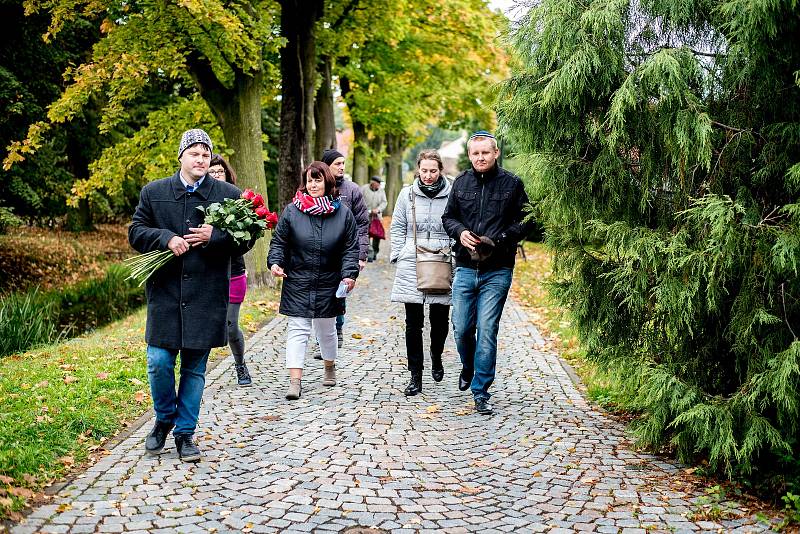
left=351, top=119, right=369, bottom=185
left=385, top=132, right=404, bottom=213
left=188, top=56, right=272, bottom=286
left=302, top=17, right=318, bottom=164
left=314, top=56, right=337, bottom=157
left=278, top=0, right=323, bottom=209
left=218, top=72, right=272, bottom=287
left=340, top=75, right=368, bottom=184
left=366, top=134, right=385, bottom=181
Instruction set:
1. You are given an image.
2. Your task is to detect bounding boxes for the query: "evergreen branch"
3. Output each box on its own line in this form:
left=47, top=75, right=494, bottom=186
left=782, top=283, right=798, bottom=341
left=710, top=121, right=751, bottom=134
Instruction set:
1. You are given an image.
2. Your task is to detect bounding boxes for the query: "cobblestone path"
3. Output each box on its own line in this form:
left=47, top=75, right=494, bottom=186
left=15, top=253, right=777, bottom=533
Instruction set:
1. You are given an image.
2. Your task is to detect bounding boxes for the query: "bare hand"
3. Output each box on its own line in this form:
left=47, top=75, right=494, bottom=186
left=270, top=264, right=287, bottom=278
left=460, top=230, right=480, bottom=251
left=342, top=278, right=356, bottom=291
left=167, top=236, right=190, bottom=256
left=358, top=260, right=366, bottom=271
left=184, top=224, right=213, bottom=246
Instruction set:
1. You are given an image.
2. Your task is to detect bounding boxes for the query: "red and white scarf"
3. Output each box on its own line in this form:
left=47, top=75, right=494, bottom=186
left=292, top=191, right=339, bottom=215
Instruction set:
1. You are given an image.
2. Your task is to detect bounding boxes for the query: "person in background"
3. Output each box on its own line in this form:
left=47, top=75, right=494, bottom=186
left=208, top=154, right=252, bottom=387
left=268, top=161, right=360, bottom=400
left=361, top=176, right=388, bottom=262
left=319, top=148, right=369, bottom=349
left=390, top=150, right=453, bottom=396
left=442, top=131, right=534, bottom=415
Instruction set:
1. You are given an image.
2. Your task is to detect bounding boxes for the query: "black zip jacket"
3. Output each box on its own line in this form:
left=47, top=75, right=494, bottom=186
left=441, top=164, right=533, bottom=270
left=267, top=202, right=360, bottom=318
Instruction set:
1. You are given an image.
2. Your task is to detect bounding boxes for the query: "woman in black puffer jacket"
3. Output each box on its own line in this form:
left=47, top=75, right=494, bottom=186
left=268, top=161, right=360, bottom=400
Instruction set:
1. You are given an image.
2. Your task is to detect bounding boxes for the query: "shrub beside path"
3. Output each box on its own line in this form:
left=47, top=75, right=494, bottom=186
left=14, top=250, right=779, bottom=533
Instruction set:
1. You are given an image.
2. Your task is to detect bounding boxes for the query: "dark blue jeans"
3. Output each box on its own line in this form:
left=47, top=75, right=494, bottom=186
left=146, top=345, right=210, bottom=436
left=451, top=267, right=513, bottom=401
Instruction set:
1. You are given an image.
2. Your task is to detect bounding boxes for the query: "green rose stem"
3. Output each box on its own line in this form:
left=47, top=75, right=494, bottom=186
left=123, top=250, right=175, bottom=287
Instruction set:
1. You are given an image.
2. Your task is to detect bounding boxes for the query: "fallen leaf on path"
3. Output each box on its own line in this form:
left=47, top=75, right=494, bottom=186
left=8, top=487, right=34, bottom=499
left=0, top=475, right=13, bottom=484
left=426, top=404, right=440, bottom=413
left=459, top=485, right=481, bottom=494
left=129, top=377, right=144, bottom=386
left=96, top=372, right=109, bottom=380
left=351, top=333, right=363, bottom=339
left=134, top=390, right=146, bottom=403
left=63, top=375, right=78, bottom=384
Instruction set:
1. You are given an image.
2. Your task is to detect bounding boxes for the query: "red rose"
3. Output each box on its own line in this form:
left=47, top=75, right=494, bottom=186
left=266, top=211, right=279, bottom=229
left=255, top=206, right=269, bottom=219
left=252, top=194, right=265, bottom=208
left=241, top=189, right=256, bottom=200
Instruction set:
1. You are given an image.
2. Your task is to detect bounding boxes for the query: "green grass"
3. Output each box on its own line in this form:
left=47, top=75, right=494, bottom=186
left=0, top=285, right=279, bottom=521
left=511, top=241, right=626, bottom=408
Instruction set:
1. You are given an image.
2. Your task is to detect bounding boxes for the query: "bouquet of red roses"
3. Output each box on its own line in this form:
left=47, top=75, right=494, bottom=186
left=125, top=189, right=277, bottom=286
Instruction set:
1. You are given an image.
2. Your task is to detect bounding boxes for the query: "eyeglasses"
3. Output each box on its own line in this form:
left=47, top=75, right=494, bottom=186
left=208, top=169, right=226, bottom=176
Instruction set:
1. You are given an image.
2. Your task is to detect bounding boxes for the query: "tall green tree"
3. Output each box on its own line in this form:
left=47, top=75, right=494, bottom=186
left=337, top=0, right=507, bottom=206
left=4, top=0, right=281, bottom=283
left=0, top=0, right=102, bottom=226
left=498, top=0, right=800, bottom=477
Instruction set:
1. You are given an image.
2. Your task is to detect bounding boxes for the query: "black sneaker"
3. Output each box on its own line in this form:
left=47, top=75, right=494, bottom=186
left=144, top=420, right=174, bottom=454
left=175, top=434, right=202, bottom=462
left=235, top=363, right=252, bottom=386
left=475, top=398, right=493, bottom=415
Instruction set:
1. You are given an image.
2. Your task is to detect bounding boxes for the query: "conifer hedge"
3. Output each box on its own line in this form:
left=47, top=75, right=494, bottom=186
left=498, top=0, right=800, bottom=478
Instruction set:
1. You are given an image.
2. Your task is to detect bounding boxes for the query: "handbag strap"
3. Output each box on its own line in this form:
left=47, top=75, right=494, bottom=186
left=411, top=187, right=418, bottom=250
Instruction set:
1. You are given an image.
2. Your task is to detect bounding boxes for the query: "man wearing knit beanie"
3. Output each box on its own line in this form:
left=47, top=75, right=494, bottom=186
left=316, top=148, right=369, bottom=349
left=321, top=148, right=344, bottom=167
left=129, top=128, right=255, bottom=462
left=178, top=128, right=213, bottom=160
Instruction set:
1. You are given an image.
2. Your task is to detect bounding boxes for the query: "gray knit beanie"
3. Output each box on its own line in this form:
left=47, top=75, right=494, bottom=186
left=178, top=129, right=213, bottom=160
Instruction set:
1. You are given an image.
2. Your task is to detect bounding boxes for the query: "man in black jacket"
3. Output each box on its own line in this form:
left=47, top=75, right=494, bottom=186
left=129, top=129, right=254, bottom=461
left=442, top=131, right=533, bottom=415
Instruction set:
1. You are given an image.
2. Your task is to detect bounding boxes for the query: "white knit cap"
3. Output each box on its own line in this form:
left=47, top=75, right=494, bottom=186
left=178, top=129, right=213, bottom=160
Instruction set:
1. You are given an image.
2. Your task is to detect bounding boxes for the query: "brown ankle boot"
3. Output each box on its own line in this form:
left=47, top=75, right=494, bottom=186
left=322, top=362, right=336, bottom=386
left=285, top=378, right=302, bottom=400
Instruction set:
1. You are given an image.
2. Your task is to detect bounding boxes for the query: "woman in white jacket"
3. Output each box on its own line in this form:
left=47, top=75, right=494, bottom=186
left=390, top=149, right=453, bottom=396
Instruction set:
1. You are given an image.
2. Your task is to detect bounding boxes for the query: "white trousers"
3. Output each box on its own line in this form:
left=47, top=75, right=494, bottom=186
left=286, top=316, right=337, bottom=369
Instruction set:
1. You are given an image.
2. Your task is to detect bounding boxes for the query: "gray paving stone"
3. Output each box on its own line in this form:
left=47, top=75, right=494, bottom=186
left=10, top=246, right=781, bottom=533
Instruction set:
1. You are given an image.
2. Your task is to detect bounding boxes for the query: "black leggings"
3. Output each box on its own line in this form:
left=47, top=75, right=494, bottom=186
left=404, top=303, right=450, bottom=373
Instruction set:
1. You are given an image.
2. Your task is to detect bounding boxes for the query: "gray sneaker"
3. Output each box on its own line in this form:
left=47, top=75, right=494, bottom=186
left=337, top=329, right=344, bottom=348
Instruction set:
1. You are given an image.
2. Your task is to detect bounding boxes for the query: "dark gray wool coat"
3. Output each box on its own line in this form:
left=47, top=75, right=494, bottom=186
left=267, top=202, right=360, bottom=318
left=336, top=179, right=370, bottom=261
left=128, top=172, right=255, bottom=350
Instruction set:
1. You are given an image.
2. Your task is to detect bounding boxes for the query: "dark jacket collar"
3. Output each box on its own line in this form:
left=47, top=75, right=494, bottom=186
left=170, top=171, right=213, bottom=200
left=471, top=163, right=501, bottom=183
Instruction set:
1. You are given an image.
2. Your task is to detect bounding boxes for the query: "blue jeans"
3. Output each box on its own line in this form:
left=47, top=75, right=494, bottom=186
left=146, top=345, right=210, bottom=436
left=451, top=267, right=513, bottom=400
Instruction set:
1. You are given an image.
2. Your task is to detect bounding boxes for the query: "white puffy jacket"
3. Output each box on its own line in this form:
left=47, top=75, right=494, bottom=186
left=390, top=179, right=453, bottom=305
